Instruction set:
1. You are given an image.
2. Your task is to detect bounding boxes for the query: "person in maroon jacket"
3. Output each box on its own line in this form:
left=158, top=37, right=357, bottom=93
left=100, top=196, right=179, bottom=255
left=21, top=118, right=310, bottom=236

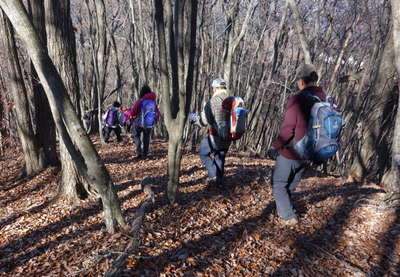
left=268, top=64, right=327, bottom=226
left=127, top=85, right=160, bottom=158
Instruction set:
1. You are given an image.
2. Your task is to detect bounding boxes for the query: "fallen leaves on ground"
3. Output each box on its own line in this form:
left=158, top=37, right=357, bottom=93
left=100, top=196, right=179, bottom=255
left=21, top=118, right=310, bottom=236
left=0, top=135, right=399, bottom=276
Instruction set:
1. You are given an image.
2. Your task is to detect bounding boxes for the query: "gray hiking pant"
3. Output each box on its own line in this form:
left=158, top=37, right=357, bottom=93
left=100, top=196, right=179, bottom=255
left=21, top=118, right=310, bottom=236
left=271, top=155, right=307, bottom=220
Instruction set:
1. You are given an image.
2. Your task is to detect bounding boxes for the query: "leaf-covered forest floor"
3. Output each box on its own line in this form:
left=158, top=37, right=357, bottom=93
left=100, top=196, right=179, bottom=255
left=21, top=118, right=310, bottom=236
left=1, top=135, right=399, bottom=277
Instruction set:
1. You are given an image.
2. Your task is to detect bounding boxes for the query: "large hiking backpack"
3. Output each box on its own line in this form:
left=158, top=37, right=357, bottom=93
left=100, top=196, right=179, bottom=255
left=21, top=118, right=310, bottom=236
left=293, top=93, right=342, bottom=162
left=217, top=96, right=248, bottom=141
left=137, top=99, right=157, bottom=128
left=105, top=108, right=119, bottom=127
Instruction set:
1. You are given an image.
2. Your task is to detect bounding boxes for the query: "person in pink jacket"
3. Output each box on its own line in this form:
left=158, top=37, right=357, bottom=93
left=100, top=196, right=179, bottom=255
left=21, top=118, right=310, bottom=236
left=128, top=85, right=160, bottom=158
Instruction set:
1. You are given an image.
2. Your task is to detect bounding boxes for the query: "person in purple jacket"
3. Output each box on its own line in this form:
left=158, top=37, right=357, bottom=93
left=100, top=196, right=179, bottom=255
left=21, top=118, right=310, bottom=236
left=268, top=64, right=327, bottom=226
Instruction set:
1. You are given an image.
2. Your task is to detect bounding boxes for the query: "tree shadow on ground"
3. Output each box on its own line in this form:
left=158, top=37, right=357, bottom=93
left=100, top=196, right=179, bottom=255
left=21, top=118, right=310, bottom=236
left=2, top=182, right=46, bottom=207
left=1, top=167, right=59, bottom=207
left=0, top=172, right=40, bottom=192
left=0, top=201, right=103, bottom=273
left=1, top=176, right=159, bottom=274
left=115, top=180, right=139, bottom=192
left=0, top=222, right=103, bottom=274
left=369, top=209, right=400, bottom=276
left=122, top=163, right=271, bottom=225
left=271, top=183, right=384, bottom=276
left=130, top=181, right=382, bottom=275
left=0, top=200, right=53, bottom=230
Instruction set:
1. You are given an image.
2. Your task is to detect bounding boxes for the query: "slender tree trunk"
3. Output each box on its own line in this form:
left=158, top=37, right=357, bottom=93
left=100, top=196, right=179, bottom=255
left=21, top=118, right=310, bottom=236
left=0, top=0, right=126, bottom=233
left=327, top=16, right=359, bottom=95
left=45, top=0, right=91, bottom=202
left=222, top=0, right=258, bottom=84
left=1, top=11, right=46, bottom=175
left=154, top=0, right=198, bottom=203
left=27, top=0, right=59, bottom=166
left=287, top=0, right=312, bottom=64
left=91, top=0, right=108, bottom=142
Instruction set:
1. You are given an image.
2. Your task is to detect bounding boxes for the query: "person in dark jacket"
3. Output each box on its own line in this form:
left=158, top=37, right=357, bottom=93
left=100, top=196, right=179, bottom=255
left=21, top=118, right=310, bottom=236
left=268, top=64, right=327, bottom=226
left=103, top=101, right=123, bottom=143
left=190, top=78, right=231, bottom=188
left=127, top=85, right=160, bottom=158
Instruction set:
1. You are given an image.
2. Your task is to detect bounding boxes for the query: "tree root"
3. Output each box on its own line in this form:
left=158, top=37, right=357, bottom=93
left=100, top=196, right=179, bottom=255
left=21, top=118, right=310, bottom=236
left=354, top=192, right=400, bottom=211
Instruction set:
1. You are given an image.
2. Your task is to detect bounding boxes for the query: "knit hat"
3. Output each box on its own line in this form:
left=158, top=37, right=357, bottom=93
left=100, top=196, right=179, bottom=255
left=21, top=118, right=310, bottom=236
left=211, top=78, right=227, bottom=88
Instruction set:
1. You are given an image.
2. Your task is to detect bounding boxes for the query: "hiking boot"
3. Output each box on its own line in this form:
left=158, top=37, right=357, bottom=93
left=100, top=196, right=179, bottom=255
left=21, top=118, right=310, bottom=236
left=282, top=216, right=299, bottom=227
left=206, top=177, right=217, bottom=187
left=216, top=178, right=225, bottom=189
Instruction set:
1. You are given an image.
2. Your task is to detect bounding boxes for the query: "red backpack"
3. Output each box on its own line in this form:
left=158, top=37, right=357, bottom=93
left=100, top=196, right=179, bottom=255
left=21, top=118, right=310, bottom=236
left=219, top=96, right=248, bottom=141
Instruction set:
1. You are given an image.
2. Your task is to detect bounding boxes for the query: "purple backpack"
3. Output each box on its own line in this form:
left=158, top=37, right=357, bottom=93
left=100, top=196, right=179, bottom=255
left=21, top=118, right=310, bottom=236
left=137, top=99, right=157, bottom=128
left=105, top=108, right=119, bottom=127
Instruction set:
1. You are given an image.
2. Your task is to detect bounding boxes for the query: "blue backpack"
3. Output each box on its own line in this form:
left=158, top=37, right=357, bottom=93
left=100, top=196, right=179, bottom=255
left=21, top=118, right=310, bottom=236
left=137, top=99, right=157, bottom=128
left=105, top=108, right=119, bottom=127
left=293, top=93, right=342, bottom=162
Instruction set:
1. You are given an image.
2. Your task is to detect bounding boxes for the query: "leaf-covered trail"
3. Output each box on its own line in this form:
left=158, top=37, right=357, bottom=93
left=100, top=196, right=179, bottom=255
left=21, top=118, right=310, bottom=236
left=0, top=137, right=399, bottom=276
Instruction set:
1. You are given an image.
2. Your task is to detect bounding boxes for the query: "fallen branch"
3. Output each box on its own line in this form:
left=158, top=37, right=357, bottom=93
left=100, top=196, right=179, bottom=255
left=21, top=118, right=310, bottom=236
left=298, top=238, right=367, bottom=275
left=104, top=177, right=155, bottom=277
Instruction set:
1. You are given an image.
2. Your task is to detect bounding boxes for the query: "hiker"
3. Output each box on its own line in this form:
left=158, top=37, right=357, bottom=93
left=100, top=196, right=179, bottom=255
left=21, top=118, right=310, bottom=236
left=268, top=64, right=327, bottom=226
left=189, top=78, right=232, bottom=188
left=119, top=106, right=132, bottom=133
left=103, top=101, right=123, bottom=143
left=128, top=85, right=160, bottom=158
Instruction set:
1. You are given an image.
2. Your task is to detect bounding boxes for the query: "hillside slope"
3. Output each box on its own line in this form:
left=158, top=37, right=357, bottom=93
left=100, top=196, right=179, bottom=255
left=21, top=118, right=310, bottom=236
left=0, top=137, right=398, bottom=276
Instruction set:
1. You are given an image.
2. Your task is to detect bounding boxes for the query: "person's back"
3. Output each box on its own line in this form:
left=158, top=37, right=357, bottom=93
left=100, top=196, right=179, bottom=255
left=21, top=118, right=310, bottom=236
left=272, top=86, right=326, bottom=160
left=130, top=85, right=159, bottom=158
left=201, top=88, right=231, bottom=150
left=195, top=78, right=232, bottom=188
left=103, top=101, right=123, bottom=143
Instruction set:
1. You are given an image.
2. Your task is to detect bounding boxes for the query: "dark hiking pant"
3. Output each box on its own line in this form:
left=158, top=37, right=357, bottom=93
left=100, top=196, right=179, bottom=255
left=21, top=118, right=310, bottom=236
left=104, top=126, right=122, bottom=143
left=199, top=136, right=229, bottom=181
left=133, top=126, right=151, bottom=156
left=271, top=155, right=307, bottom=220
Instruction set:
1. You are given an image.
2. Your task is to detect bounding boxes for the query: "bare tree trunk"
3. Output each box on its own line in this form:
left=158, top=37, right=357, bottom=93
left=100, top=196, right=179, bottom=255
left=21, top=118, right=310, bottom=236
left=287, top=0, right=312, bottom=64
left=222, top=0, right=258, bottom=84
left=27, top=0, right=59, bottom=166
left=349, top=30, right=396, bottom=183
left=1, top=11, right=46, bottom=175
left=327, top=15, right=359, bottom=95
left=154, top=0, right=198, bottom=203
left=45, top=0, right=91, bottom=202
left=92, top=0, right=108, bottom=143
left=384, top=0, right=400, bottom=194
left=0, top=0, right=126, bottom=233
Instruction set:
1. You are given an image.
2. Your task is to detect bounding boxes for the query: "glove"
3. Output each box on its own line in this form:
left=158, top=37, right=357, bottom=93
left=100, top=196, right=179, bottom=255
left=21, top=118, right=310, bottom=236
left=267, top=148, right=279, bottom=160
left=188, top=112, right=199, bottom=123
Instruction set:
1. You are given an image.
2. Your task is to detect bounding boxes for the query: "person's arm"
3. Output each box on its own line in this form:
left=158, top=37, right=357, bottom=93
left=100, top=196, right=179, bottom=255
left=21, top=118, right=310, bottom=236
left=130, top=99, right=142, bottom=119
left=272, top=97, right=298, bottom=150
left=196, top=101, right=209, bottom=127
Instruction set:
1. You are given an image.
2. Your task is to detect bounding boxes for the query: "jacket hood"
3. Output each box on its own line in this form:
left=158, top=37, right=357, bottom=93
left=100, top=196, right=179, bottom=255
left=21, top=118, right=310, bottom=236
left=142, top=92, right=157, bottom=101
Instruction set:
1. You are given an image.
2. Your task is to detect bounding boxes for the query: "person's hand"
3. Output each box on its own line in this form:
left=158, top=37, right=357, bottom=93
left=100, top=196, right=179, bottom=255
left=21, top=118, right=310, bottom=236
left=188, top=112, right=199, bottom=123
left=267, top=148, right=279, bottom=160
